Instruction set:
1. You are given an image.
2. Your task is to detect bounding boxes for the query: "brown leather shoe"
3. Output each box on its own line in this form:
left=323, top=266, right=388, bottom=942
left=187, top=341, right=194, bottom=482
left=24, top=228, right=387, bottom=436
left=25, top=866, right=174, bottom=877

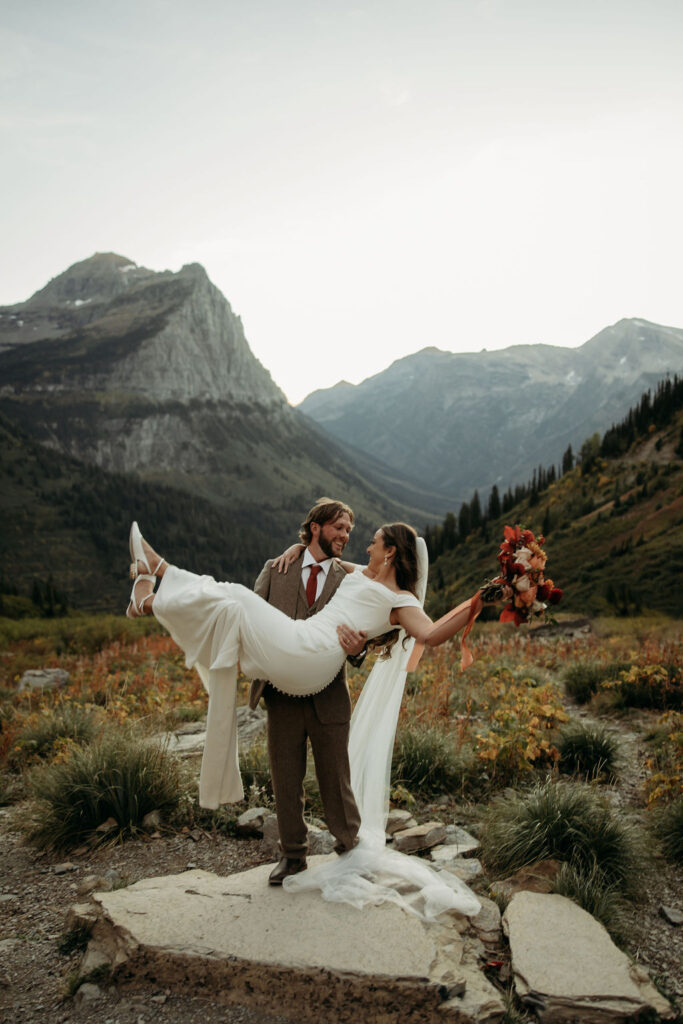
left=268, top=856, right=308, bottom=886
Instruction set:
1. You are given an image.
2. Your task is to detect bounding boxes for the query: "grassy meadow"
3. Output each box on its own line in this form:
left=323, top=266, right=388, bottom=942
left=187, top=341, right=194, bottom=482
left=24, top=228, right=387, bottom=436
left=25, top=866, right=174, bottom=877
left=1, top=611, right=680, bottom=895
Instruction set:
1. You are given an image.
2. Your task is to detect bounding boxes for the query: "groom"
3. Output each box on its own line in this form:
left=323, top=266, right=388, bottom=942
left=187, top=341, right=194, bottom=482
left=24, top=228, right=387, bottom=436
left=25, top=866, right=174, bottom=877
left=249, top=497, right=366, bottom=885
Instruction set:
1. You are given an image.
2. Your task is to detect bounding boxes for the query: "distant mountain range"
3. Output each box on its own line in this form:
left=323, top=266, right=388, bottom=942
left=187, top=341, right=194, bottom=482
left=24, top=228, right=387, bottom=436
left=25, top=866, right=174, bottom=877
left=2, top=251, right=682, bottom=611
left=0, top=254, right=445, bottom=580
left=299, top=321, right=683, bottom=505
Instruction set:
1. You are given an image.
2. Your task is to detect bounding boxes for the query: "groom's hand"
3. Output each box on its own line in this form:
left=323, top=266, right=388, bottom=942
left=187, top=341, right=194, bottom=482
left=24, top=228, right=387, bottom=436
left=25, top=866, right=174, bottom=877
left=337, top=624, right=367, bottom=658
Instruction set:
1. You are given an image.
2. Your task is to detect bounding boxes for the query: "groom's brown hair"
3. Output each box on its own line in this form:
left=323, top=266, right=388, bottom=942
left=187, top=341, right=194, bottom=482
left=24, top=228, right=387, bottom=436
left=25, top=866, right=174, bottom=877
left=299, top=497, right=354, bottom=545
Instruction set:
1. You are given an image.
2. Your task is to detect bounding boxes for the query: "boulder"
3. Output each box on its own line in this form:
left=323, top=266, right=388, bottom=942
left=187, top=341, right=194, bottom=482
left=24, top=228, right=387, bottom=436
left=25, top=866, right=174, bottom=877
left=236, top=806, right=270, bottom=838
left=489, top=859, right=561, bottom=901
left=18, top=668, right=70, bottom=692
left=442, top=825, right=480, bottom=857
left=470, top=896, right=502, bottom=946
left=386, top=808, right=418, bottom=835
left=84, top=860, right=505, bottom=1022
left=503, top=891, right=674, bottom=1022
left=393, top=821, right=446, bottom=854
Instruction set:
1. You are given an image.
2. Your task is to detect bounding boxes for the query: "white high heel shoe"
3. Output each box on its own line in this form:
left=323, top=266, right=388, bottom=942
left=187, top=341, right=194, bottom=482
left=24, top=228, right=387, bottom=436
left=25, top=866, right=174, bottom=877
left=126, top=574, right=155, bottom=618
left=128, top=522, right=166, bottom=580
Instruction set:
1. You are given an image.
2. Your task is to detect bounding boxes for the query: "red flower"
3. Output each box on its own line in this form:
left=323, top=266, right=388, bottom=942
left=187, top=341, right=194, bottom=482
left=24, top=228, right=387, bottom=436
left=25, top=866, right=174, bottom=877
left=522, top=529, right=536, bottom=545
left=548, top=588, right=563, bottom=605
left=537, top=582, right=551, bottom=600
left=499, top=605, right=527, bottom=627
left=510, top=562, right=526, bottom=577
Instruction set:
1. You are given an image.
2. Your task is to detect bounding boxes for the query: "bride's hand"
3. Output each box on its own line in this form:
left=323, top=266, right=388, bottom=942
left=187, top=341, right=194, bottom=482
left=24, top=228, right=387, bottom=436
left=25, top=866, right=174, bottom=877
left=272, top=543, right=305, bottom=574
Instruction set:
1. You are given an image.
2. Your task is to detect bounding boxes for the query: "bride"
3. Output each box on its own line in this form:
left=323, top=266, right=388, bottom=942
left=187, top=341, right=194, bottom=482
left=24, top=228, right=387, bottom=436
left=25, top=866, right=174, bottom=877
left=126, top=520, right=484, bottom=919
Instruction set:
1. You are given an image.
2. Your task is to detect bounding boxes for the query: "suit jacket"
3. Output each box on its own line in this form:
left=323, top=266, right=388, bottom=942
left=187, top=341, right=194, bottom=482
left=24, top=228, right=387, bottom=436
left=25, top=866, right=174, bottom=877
left=248, top=551, right=352, bottom=724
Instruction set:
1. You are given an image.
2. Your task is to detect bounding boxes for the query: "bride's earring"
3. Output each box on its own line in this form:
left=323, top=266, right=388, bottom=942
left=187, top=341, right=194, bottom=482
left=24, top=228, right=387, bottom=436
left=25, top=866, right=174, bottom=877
left=384, top=556, right=388, bottom=565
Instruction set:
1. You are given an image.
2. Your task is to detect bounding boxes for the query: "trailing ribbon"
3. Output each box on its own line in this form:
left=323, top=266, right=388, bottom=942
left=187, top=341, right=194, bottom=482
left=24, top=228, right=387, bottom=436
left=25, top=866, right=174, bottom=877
left=406, top=591, right=483, bottom=673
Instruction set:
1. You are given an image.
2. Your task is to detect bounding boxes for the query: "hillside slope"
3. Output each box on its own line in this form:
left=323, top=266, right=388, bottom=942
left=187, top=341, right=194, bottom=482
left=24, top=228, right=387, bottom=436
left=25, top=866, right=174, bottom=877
left=426, top=384, right=683, bottom=619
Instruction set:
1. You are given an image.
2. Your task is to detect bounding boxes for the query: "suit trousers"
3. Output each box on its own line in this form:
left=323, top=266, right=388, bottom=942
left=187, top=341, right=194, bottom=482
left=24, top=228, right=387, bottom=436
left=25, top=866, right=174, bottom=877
left=264, top=685, right=361, bottom=859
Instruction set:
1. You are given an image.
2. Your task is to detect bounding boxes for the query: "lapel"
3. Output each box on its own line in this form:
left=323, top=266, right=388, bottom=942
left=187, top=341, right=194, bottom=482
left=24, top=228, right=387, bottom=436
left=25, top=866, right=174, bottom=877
left=315, top=559, right=345, bottom=610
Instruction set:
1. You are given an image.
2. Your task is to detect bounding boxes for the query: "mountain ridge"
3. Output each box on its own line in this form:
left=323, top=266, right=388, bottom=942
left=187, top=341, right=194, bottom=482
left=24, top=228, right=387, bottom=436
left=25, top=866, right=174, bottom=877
left=298, top=318, right=683, bottom=503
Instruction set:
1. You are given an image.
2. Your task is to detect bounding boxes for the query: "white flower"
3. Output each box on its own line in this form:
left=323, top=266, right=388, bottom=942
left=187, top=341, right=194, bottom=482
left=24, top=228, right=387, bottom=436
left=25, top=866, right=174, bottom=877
left=516, top=576, right=531, bottom=592
left=514, top=547, right=532, bottom=567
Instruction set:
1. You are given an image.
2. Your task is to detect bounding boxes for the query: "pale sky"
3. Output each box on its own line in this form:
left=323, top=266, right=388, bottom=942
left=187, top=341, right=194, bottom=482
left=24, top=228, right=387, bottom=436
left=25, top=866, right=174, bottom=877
left=2, top=0, right=682, bottom=403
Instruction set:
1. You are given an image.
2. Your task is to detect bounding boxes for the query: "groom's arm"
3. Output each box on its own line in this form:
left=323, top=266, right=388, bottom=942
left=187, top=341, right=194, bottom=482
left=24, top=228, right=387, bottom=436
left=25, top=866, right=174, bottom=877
left=254, top=560, right=273, bottom=601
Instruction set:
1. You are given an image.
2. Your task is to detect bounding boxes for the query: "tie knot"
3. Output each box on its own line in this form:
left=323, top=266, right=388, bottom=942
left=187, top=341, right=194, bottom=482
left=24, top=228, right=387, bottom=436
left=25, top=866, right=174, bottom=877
left=309, top=564, right=321, bottom=577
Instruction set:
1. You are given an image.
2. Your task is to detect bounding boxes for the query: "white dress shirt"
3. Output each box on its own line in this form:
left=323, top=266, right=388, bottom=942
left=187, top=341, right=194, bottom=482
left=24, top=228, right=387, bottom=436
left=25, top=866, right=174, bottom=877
left=301, top=548, right=332, bottom=602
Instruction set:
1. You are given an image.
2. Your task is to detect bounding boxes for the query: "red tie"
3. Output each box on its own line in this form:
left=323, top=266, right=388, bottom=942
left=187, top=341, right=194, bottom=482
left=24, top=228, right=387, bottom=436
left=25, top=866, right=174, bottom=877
left=306, top=564, right=322, bottom=607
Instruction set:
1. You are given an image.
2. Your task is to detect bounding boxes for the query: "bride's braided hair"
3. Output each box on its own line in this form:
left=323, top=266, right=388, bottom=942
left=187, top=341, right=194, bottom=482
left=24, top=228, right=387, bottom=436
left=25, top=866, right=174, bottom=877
left=367, top=523, right=419, bottom=659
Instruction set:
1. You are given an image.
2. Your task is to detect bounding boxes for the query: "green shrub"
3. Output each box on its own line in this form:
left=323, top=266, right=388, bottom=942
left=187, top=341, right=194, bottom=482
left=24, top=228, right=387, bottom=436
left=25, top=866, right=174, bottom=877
left=608, top=664, right=682, bottom=711
left=557, top=722, right=621, bottom=782
left=0, top=771, right=24, bottom=806
left=238, top=739, right=272, bottom=794
left=653, top=797, right=683, bottom=862
left=11, top=704, right=103, bottom=767
left=27, top=727, right=189, bottom=850
left=553, top=862, right=630, bottom=943
left=480, top=779, right=646, bottom=894
left=391, top=723, right=476, bottom=798
left=563, top=661, right=629, bottom=704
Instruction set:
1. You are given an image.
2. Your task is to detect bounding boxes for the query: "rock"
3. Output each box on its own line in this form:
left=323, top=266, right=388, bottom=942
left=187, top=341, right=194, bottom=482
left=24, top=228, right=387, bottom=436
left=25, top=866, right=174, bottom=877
left=77, top=875, right=113, bottom=897
left=53, top=862, right=78, bottom=875
left=0, top=893, right=18, bottom=903
left=470, top=896, right=502, bottom=945
left=95, top=817, right=118, bottom=834
left=393, top=821, right=446, bottom=854
left=449, top=859, right=484, bottom=884
left=660, top=905, right=683, bottom=927
left=306, top=823, right=335, bottom=855
left=66, top=904, right=98, bottom=933
left=159, top=704, right=267, bottom=759
left=79, top=941, right=111, bottom=979
left=429, top=845, right=483, bottom=877
left=386, top=808, right=417, bottom=835
left=261, top=813, right=280, bottom=857
left=236, top=806, right=270, bottom=838
left=18, top=668, right=70, bottom=692
left=236, top=704, right=267, bottom=746
left=503, top=891, right=675, bottom=1022
left=442, top=825, right=479, bottom=857
left=141, top=809, right=162, bottom=831
left=74, top=982, right=104, bottom=1005
left=260, top=813, right=334, bottom=856
left=89, top=861, right=504, bottom=1021
left=489, top=859, right=561, bottom=901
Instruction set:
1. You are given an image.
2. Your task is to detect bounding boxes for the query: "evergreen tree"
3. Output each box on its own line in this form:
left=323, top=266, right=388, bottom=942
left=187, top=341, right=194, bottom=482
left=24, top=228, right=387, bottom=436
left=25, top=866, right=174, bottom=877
left=469, top=490, right=482, bottom=530
left=458, top=501, right=471, bottom=540
left=487, top=484, right=501, bottom=520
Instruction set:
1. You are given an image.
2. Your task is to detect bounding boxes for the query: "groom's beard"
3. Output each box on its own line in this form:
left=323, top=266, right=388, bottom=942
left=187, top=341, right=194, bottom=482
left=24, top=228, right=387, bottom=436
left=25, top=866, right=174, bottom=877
left=318, top=534, right=344, bottom=559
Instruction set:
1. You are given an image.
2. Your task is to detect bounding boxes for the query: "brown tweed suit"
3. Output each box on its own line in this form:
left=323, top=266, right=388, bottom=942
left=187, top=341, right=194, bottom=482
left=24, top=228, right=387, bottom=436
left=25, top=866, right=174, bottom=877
left=248, top=551, right=361, bottom=858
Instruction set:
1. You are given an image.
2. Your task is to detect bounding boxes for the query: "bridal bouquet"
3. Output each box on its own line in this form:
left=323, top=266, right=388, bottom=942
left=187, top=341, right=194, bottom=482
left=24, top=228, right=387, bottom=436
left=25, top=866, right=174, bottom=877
left=480, top=524, right=563, bottom=627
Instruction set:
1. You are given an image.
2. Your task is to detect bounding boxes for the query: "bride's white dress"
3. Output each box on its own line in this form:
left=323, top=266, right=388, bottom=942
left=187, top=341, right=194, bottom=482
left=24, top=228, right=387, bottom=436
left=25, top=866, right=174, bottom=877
left=153, top=543, right=481, bottom=920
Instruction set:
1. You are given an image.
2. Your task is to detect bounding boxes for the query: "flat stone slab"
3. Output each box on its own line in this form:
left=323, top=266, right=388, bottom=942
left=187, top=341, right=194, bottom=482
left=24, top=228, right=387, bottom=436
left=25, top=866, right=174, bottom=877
left=86, top=859, right=504, bottom=1023
left=503, top=891, right=674, bottom=1023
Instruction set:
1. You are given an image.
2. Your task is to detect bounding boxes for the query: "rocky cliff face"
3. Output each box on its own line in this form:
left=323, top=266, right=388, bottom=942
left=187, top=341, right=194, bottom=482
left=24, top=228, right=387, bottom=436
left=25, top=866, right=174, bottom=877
left=0, top=254, right=438, bottom=558
left=299, top=319, right=683, bottom=501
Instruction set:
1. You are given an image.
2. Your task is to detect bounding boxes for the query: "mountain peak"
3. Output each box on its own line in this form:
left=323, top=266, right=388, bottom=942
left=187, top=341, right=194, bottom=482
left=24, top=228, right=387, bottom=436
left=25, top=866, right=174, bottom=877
left=24, top=252, right=154, bottom=308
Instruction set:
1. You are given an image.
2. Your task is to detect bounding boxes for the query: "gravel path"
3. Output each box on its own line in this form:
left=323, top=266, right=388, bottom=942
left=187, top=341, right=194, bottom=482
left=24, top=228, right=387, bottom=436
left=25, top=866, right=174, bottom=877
left=0, top=814, right=296, bottom=1024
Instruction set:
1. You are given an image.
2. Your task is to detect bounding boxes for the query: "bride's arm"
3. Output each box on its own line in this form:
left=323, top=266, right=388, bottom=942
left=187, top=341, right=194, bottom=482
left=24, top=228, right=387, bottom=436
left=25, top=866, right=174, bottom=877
left=391, top=603, right=476, bottom=646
